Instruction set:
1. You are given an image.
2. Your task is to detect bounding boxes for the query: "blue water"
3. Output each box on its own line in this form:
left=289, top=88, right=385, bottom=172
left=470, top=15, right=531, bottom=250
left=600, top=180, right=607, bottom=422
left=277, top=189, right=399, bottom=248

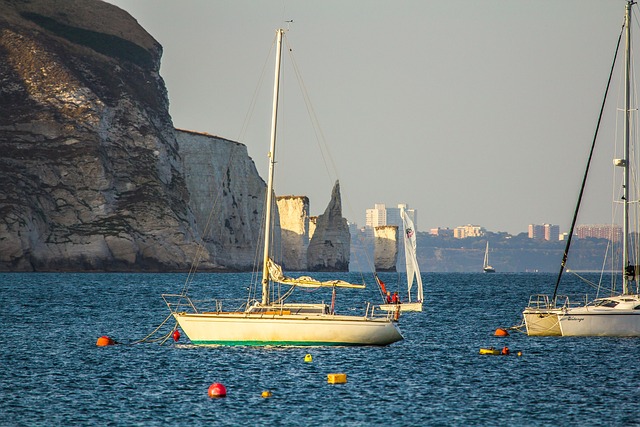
left=2, top=272, right=640, bottom=426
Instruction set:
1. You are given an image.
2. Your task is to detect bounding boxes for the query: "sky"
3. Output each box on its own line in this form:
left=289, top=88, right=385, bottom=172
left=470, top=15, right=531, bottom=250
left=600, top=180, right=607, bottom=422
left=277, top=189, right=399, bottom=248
left=104, top=0, right=635, bottom=235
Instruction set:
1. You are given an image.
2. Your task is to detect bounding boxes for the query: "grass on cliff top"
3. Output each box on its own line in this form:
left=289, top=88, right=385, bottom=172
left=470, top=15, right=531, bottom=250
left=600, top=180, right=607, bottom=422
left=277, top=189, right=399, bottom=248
left=21, top=12, right=154, bottom=69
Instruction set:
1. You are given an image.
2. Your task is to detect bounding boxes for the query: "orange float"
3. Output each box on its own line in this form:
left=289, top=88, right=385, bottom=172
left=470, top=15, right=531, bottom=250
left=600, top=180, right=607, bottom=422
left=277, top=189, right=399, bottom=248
left=96, top=336, right=115, bottom=347
left=494, top=328, right=509, bottom=337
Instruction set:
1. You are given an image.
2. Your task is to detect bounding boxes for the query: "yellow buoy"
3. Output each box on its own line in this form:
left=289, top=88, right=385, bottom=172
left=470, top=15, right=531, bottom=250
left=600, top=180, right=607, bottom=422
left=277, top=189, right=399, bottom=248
left=327, top=373, right=347, bottom=384
left=304, top=353, right=313, bottom=363
left=517, top=351, right=523, bottom=356
left=261, top=390, right=272, bottom=398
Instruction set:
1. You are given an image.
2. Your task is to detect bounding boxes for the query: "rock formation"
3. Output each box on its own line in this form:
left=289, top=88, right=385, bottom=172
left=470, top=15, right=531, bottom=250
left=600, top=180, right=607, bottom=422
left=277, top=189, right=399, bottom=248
left=276, top=196, right=309, bottom=271
left=374, top=226, right=398, bottom=272
left=177, top=130, right=273, bottom=270
left=0, top=0, right=213, bottom=271
left=307, top=181, right=350, bottom=271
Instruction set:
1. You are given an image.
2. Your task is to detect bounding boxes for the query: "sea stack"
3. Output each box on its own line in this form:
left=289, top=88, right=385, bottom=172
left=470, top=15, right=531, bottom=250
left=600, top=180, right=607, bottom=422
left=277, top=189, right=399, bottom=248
left=374, top=226, right=398, bottom=272
left=306, top=181, right=350, bottom=271
left=276, top=195, right=310, bottom=271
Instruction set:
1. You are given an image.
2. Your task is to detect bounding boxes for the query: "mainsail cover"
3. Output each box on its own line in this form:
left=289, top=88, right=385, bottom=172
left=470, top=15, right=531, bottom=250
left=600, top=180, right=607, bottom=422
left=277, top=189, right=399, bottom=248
left=402, top=209, right=423, bottom=301
left=267, top=259, right=365, bottom=289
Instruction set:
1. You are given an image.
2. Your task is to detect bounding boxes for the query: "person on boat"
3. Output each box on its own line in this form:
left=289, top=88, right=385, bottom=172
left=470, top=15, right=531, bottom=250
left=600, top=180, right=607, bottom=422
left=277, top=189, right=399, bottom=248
left=391, top=292, right=400, bottom=304
left=386, top=291, right=392, bottom=304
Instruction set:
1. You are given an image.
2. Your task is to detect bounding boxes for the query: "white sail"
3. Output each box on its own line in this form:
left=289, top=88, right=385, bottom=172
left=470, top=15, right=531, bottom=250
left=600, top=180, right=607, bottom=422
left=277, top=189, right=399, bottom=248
left=402, top=208, right=422, bottom=302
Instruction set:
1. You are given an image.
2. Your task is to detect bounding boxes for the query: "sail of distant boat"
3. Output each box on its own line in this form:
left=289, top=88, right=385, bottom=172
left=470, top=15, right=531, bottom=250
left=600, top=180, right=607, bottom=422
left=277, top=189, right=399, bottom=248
left=379, top=207, right=423, bottom=312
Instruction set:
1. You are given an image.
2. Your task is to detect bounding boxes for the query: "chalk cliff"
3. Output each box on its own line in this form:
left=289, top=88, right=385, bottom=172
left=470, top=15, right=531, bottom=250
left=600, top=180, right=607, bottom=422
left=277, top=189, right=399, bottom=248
left=276, top=196, right=309, bottom=271
left=307, top=181, right=350, bottom=271
left=374, top=226, right=398, bottom=272
left=0, top=0, right=212, bottom=270
left=177, top=130, right=274, bottom=270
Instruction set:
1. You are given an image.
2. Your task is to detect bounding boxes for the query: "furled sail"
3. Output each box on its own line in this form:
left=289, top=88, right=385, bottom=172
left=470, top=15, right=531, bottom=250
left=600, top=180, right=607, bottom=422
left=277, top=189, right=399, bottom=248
left=402, top=209, right=423, bottom=302
left=268, top=259, right=365, bottom=289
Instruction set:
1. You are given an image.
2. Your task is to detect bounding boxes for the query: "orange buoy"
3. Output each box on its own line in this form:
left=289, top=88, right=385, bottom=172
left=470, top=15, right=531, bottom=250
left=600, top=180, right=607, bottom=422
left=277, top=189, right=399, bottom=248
left=172, top=330, right=180, bottom=342
left=261, top=390, right=272, bottom=398
left=501, top=346, right=510, bottom=355
left=96, top=336, right=115, bottom=347
left=208, top=383, right=227, bottom=398
left=494, top=328, right=509, bottom=337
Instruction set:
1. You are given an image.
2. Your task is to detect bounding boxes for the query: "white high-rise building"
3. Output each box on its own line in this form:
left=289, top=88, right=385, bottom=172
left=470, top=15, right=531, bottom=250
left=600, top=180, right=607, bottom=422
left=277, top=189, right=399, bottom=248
left=365, top=203, right=418, bottom=231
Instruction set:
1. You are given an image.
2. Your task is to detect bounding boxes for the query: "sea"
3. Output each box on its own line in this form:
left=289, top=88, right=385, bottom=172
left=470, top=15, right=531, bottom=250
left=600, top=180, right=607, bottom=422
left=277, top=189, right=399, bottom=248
left=2, top=271, right=640, bottom=426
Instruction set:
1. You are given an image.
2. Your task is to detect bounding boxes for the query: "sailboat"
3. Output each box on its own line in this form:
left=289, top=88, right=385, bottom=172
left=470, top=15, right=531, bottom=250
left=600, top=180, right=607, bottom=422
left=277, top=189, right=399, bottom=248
left=162, top=29, right=403, bottom=346
left=378, top=207, right=423, bottom=312
left=483, top=241, right=495, bottom=273
left=558, top=0, right=640, bottom=337
left=523, top=0, right=640, bottom=337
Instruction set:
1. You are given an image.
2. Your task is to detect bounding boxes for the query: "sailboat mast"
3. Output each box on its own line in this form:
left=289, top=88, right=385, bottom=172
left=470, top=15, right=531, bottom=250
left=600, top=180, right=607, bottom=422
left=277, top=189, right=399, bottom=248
left=261, top=28, right=285, bottom=305
left=623, top=2, right=632, bottom=294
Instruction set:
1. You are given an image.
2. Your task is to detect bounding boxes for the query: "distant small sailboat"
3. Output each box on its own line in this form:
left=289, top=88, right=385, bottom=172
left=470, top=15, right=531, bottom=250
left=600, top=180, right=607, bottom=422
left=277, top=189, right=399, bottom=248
left=378, top=207, right=423, bottom=312
left=483, top=241, right=495, bottom=273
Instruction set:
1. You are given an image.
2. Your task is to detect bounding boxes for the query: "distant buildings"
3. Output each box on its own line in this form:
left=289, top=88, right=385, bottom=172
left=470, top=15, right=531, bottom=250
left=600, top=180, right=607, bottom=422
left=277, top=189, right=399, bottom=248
left=453, top=224, right=485, bottom=239
left=528, top=224, right=559, bottom=241
left=430, top=227, right=453, bottom=237
left=365, top=203, right=418, bottom=231
left=575, top=224, right=622, bottom=242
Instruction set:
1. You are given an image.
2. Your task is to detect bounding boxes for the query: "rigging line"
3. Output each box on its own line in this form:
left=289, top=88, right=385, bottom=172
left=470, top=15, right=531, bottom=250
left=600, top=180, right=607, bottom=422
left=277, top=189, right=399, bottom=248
left=551, top=24, right=624, bottom=302
left=283, top=35, right=372, bottom=282
left=284, top=36, right=341, bottom=189
left=237, top=36, right=277, bottom=143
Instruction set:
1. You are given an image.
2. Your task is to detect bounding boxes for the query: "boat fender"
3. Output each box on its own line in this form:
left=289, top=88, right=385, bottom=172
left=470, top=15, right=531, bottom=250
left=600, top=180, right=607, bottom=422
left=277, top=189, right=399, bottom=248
left=96, top=336, right=115, bottom=347
left=394, top=309, right=400, bottom=321
left=208, top=383, right=227, bottom=398
left=172, top=330, right=180, bottom=342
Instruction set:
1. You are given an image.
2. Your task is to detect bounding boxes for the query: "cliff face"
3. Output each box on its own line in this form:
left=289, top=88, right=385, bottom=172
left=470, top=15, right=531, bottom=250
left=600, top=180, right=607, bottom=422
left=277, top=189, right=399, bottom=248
left=374, top=226, right=398, bottom=272
left=276, top=196, right=309, bottom=271
left=177, top=130, right=272, bottom=270
left=307, top=181, right=350, bottom=271
left=0, top=0, right=209, bottom=270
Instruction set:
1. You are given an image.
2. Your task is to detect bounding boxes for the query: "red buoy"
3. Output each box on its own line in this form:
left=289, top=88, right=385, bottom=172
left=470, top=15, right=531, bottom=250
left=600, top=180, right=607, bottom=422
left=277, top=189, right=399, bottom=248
left=96, top=336, right=115, bottom=347
left=494, top=328, right=509, bottom=337
left=208, top=383, right=227, bottom=398
left=172, top=330, right=180, bottom=342
left=501, top=346, right=510, bottom=355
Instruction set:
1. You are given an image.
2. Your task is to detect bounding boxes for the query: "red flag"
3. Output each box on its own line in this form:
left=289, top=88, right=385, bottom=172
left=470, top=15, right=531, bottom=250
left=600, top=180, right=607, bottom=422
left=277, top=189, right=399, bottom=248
left=376, top=276, right=387, bottom=294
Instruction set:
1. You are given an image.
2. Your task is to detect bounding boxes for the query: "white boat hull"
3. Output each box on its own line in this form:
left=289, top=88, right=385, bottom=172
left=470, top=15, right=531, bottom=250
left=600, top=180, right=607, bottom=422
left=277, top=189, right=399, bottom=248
left=378, top=302, right=422, bottom=312
left=559, top=305, right=640, bottom=336
left=522, top=308, right=562, bottom=336
left=173, top=312, right=403, bottom=346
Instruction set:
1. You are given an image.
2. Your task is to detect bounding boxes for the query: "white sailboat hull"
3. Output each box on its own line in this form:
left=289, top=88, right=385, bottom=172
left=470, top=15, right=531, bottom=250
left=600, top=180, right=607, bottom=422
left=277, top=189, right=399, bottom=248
left=522, top=308, right=562, bottom=336
left=378, top=302, right=422, bottom=312
left=173, top=312, right=403, bottom=346
left=558, top=296, right=640, bottom=336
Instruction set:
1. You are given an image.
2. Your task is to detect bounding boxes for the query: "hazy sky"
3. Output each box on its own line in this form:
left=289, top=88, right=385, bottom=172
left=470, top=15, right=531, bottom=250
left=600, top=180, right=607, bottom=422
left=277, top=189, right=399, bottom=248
left=105, top=0, right=634, bottom=235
